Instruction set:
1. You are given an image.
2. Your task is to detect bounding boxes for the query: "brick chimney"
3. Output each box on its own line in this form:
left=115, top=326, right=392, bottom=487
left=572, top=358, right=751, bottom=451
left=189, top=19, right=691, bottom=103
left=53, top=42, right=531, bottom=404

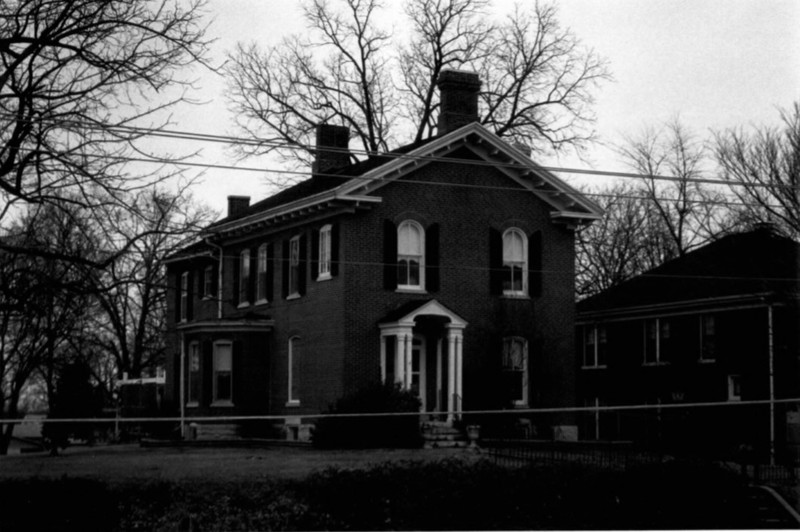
left=437, top=69, right=481, bottom=135
left=312, top=123, right=351, bottom=176
left=227, top=195, right=250, bottom=218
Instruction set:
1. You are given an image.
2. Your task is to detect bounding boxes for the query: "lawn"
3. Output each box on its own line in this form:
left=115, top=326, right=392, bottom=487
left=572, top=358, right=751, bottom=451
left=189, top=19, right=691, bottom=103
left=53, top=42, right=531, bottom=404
left=0, top=443, right=792, bottom=530
left=0, top=442, right=480, bottom=481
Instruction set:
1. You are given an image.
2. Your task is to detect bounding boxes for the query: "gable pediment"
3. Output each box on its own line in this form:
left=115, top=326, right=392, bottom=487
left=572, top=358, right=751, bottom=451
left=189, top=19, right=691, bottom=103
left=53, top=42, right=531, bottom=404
left=337, top=122, right=602, bottom=225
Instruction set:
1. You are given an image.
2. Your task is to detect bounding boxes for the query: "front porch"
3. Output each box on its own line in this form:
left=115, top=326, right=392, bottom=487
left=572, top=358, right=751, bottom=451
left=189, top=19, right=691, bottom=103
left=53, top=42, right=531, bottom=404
left=379, top=299, right=468, bottom=426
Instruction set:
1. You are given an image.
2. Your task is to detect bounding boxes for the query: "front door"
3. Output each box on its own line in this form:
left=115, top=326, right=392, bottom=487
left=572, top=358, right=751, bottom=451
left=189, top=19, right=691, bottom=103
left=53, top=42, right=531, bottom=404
left=410, top=335, right=426, bottom=411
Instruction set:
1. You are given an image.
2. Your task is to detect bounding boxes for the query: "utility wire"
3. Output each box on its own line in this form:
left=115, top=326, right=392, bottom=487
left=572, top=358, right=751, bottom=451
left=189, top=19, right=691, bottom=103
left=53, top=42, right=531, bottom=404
left=3, top=113, right=798, bottom=192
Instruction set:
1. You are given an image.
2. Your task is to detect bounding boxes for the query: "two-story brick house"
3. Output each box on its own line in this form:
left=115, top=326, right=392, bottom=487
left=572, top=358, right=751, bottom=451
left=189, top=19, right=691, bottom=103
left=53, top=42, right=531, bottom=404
left=164, top=70, right=602, bottom=440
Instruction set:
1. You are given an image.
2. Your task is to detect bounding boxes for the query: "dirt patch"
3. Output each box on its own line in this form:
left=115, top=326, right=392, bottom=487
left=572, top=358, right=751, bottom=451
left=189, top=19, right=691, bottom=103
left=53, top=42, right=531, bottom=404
left=0, top=443, right=483, bottom=481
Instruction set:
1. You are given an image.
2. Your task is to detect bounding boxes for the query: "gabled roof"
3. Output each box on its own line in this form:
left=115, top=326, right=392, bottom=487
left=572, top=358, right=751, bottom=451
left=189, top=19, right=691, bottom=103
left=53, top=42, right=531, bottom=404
left=578, top=227, right=800, bottom=318
left=206, top=122, right=603, bottom=239
left=378, top=299, right=468, bottom=328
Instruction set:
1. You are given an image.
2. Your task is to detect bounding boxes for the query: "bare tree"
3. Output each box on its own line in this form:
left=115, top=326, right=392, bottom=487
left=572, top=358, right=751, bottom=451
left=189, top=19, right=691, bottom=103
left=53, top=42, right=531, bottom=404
left=617, top=120, right=728, bottom=260
left=0, top=205, right=95, bottom=454
left=86, top=186, right=216, bottom=379
left=713, top=102, right=800, bottom=239
left=576, top=182, right=651, bottom=298
left=226, top=0, right=610, bottom=168
left=0, top=0, right=211, bottom=264
left=577, top=121, right=736, bottom=299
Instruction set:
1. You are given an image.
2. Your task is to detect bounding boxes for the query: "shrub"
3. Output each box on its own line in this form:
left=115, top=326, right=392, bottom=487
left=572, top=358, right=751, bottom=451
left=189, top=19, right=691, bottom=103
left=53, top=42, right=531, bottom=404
left=311, top=381, right=422, bottom=448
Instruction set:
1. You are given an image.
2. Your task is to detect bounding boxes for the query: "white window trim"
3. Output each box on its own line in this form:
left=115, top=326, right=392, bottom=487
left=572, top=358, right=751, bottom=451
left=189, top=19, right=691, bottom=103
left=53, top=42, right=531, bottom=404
left=287, top=336, right=301, bottom=407
left=727, top=374, right=741, bottom=401
left=317, top=224, right=332, bottom=281
left=186, top=342, right=200, bottom=407
left=397, top=220, right=425, bottom=291
left=642, top=318, right=670, bottom=366
left=211, top=341, right=234, bottom=407
left=503, top=336, right=529, bottom=407
left=502, top=228, right=528, bottom=297
left=582, top=325, right=608, bottom=369
left=256, top=243, right=269, bottom=304
left=179, top=271, right=189, bottom=322
left=202, top=266, right=213, bottom=300
left=698, top=315, right=716, bottom=363
left=238, top=249, right=251, bottom=309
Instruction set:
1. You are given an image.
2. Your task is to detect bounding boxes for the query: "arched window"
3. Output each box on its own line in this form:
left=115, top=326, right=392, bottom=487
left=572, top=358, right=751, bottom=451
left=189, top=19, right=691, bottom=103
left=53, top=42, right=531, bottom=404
left=397, top=220, right=425, bottom=289
left=502, top=228, right=527, bottom=295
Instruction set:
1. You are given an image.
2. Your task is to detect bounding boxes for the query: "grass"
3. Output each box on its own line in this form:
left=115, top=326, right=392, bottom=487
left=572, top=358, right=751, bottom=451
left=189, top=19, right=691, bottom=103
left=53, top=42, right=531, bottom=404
left=0, top=444, right=781, bottom=530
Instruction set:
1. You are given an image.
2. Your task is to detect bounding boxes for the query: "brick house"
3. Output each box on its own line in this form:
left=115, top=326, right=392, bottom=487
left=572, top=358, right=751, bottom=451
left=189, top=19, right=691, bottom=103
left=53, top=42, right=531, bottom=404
left=576, top=225, right=800, bottom=459
left=164, top=70, right=602, bottom=440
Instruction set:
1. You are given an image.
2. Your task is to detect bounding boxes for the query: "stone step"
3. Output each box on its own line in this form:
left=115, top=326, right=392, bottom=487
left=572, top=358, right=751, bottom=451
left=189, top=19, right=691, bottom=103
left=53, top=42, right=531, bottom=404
left=192, top=423, right=239, bottom=440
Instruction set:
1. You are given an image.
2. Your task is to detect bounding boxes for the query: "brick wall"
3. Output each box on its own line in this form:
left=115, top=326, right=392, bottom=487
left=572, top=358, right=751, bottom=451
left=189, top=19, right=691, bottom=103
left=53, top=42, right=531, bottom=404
left=342, top=149, right=577, bottom=411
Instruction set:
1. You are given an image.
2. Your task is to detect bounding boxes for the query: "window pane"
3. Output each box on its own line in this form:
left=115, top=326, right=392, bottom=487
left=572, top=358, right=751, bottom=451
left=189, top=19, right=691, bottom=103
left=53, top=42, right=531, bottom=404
left=503, top=230, right=524, bottom=262
left=408, top=259, right=419, bottom=285
left=214, top=344, right=232, bottom=371
left=398, top=222, right=421, bottom=255
left=216, top=372, right=232, bottom=400
left=319, top=226, right=331, bottom=275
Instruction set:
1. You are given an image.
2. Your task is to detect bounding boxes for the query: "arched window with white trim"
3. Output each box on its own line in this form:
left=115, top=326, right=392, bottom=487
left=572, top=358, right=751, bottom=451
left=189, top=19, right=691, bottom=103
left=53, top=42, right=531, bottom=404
left=502, top=228, right=527, bottom=296
left=397, top=220, right=425, bottom=289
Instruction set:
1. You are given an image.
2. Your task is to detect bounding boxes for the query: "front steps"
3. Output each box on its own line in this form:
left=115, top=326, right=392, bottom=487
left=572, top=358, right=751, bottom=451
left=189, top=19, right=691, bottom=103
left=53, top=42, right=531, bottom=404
left=421, top=421, right=478, bottom=449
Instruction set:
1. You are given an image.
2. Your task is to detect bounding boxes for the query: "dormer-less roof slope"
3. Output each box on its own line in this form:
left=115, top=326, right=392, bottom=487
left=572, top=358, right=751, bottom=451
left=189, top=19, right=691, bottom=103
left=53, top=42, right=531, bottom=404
left=577, top=227, right=800, bottom=317
left=206, top=122, right=603, bottom=239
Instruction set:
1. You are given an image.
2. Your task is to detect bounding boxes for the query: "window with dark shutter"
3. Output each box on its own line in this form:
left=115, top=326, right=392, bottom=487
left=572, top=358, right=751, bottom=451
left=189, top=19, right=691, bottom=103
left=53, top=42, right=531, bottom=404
left=529, top=230, right=542, bottom=297
left=489, top=228, right=503, bottom=295
left=282, top=239, right=290, bottom=299
left=233, top=253, right=241, bottom=306
left=186, top=271, right=194, bottom=321
left=330, top=223, right=340, bottom=277
left=425, top=223, right=440, bottom=292
left=383, top=219, right=397, bottom=290
left=298, top=233, right=307, bottom=295
left=311, top=228, right=320, bottom=280
left=266, top=243, right=274, bottom=301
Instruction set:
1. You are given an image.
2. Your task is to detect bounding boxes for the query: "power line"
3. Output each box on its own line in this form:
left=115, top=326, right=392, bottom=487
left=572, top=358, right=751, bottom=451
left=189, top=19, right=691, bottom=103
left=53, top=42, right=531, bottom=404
left=2, top=113, right=797, bottom=192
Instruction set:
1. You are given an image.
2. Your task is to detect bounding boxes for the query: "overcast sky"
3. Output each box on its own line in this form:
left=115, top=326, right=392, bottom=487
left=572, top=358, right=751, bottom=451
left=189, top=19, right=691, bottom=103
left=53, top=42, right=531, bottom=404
left=166, top=0, right=799, bottom=216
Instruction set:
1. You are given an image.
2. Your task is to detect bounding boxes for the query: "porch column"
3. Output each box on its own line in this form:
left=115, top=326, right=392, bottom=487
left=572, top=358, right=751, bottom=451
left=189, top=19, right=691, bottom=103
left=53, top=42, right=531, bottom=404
left=404, top=333, right=413, bottom=390
left=447, top=332, right=456, bottom=422
left=455, top=333, right=463, bottom=415
left=379, top=334, right=387, bottom=383
left=395, top=334, right=405, bottom=387
left=435, top=339, right=443, bottom=414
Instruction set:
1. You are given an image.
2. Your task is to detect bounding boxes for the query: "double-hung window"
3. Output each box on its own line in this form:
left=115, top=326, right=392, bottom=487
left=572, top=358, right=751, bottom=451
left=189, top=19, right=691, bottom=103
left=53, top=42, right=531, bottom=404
left=288, top=236, right=301, bottom=296
left=502, top=228, right=527, bottom=296
left=699, top=315, right=716, bottom=362
left=203, top=266, right=214, bottom=299
left=256, top=244, right=268, bottom=303
left=238, top=249, right=250, bottom=307
left=397, top=221, right=424, bottom=289
left=643, top=318, right=671, bottom=365
left=212, top=342, right=233, bottom=405
left=318, top=224, right=332, bottom=280
left=502, top=336, right=529, bottom=407
left=583, top=325, right=608, bottom=368
left=179, top=272, right=189, bottom=322
left=187, top=342, right=200, bottom=405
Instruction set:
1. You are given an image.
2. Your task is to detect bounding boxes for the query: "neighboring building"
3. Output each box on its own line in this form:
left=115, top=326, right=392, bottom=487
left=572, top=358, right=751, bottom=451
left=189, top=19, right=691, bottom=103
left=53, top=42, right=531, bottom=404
left=164, top=70, right=602, bottom=440
left=576, top=225, right=800, bottom=460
